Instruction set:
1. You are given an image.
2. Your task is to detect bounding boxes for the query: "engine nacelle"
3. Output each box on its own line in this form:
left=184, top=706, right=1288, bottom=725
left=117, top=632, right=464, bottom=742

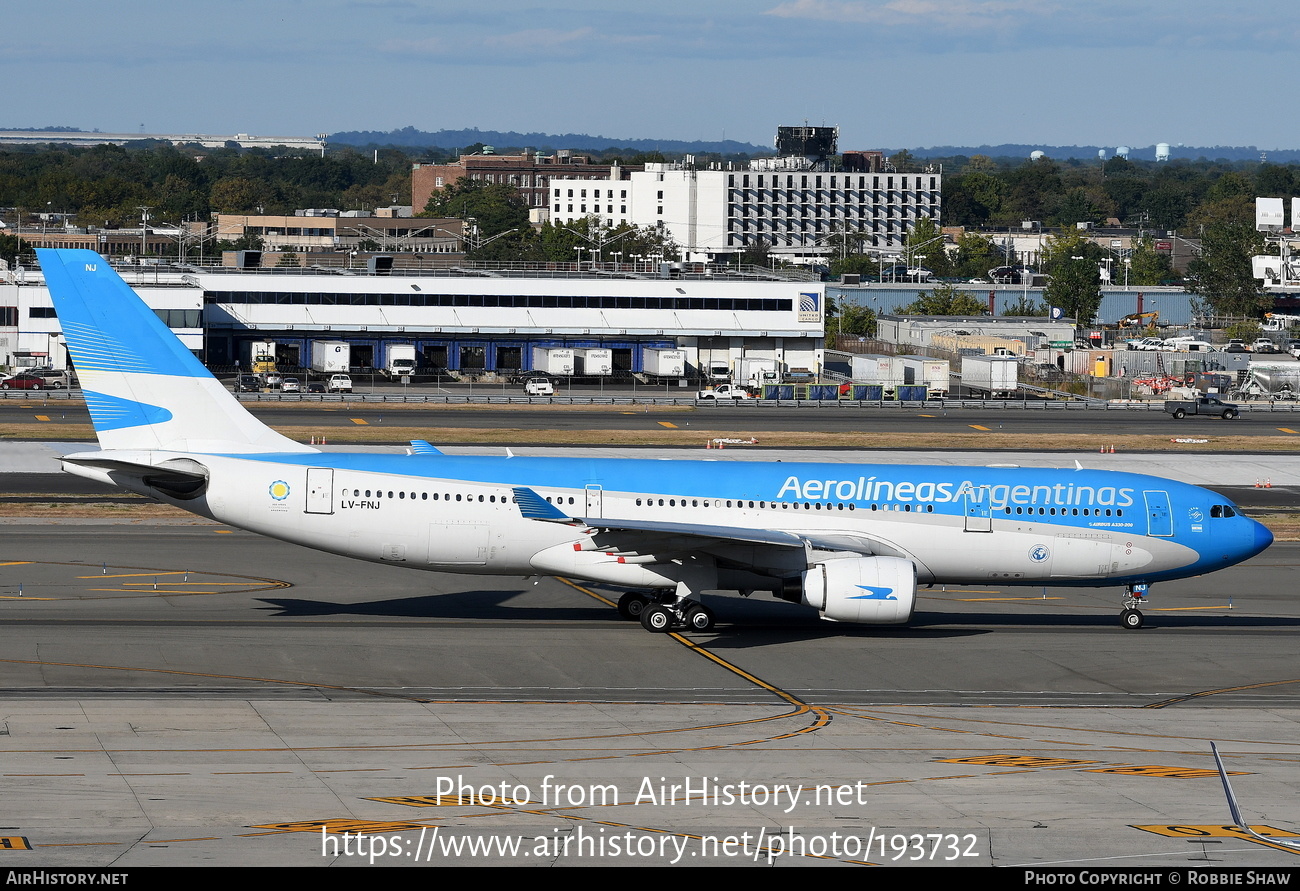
left=799, top=556, right=916, bottom=624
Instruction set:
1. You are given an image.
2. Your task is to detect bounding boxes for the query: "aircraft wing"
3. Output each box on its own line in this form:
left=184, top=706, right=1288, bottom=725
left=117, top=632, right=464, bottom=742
left=512, top=486, right=878, bottom=555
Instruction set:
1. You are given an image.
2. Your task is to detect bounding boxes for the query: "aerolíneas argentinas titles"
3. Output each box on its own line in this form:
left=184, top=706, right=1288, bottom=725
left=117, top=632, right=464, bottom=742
left=37, top=249, right=1272, bottom=633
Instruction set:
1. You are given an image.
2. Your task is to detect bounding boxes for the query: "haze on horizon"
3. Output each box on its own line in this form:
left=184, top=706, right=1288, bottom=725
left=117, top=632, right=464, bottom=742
left=5, top=1, right=1296, bottom=153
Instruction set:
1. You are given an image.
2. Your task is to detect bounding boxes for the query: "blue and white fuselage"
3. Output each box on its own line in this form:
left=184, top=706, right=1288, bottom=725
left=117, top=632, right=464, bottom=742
left=37, top=249, right=1273, bottom=632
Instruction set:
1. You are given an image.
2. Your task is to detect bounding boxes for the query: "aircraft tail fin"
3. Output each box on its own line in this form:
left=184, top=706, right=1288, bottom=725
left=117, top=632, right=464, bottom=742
left=37, top=249, right=315, bottom=454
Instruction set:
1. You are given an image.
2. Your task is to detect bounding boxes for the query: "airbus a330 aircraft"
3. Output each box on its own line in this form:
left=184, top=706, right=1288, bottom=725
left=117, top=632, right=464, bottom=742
left=37, top=249, right=1273, bottom=633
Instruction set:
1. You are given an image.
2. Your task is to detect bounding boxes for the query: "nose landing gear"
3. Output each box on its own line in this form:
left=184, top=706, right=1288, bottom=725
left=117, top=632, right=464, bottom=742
left=1120, top=583, right=1149, bottom=630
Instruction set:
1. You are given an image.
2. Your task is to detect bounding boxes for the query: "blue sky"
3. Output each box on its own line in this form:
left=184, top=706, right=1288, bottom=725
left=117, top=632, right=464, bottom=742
left=5, top=1, right=1297, bottom=151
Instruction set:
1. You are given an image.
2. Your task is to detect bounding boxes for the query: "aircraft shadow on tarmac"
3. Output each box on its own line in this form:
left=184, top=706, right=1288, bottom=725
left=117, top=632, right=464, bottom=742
left=255, top=589, right=615, bottom=621
left=911, top=610, right=1300, bottom=630
left=254, top=586, right=1300, bottom=640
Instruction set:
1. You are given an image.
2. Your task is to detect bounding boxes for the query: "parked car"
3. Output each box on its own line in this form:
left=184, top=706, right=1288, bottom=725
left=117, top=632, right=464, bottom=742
left=280, top=377, right=301, bottom=393
left=327, top=374, right=353, bottom=393
left=263, top=371, right=283, bottom=388
left=1032, top=363, right=1064, bottom=382
left=880, top=265, right=933, bottom=283
left=1252, top=339, right=1278, bottom=354
left=989, top=265, right=1038, bottom=284
left=523, top=378, right=555, bottom=396
left=0, top=373, right=46, bottom=390
left=234, top=374, right=262, bottom=392
left=1224, top=340, right=1250, bottom=354
left=305, top=382, right=327, bottom=394
left=31, top=368, right=69, bottom=389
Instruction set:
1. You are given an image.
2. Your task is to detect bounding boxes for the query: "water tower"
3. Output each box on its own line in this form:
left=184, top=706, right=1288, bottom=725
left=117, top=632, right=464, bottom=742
left=1155, top=142, right=1171, bottom=161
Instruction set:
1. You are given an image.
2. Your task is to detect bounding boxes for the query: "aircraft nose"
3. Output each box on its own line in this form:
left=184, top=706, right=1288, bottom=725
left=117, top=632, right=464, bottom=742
left=1250, top=519, right=1274, bottom=557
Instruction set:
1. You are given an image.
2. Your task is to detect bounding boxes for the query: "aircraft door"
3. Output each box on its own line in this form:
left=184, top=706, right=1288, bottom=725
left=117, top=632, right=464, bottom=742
left=585, top=485, right=603, bottom=519
left=963, top=487, right=992, bottom=532
left=305, top=468, right=334, bottom=515
left=1144, top=490, right=1173, bottom=537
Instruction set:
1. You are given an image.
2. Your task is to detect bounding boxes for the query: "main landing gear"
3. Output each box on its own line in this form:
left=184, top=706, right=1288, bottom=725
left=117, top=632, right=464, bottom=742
left=1120, top=583, right=1150, bottom=630
left=617, top=591, right=716, bottom=633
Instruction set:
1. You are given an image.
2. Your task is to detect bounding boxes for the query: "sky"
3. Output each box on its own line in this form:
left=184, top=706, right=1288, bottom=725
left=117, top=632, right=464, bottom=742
left=5, top=1, right=1300, bottom=152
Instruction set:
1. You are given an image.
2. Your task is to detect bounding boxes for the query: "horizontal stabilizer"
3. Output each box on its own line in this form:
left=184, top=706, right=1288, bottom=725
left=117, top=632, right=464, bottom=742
left=512, top=487, right=573, bottom=521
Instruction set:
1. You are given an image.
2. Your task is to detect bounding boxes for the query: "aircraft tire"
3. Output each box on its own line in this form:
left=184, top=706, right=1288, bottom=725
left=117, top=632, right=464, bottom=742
left=685, top=604, right=715, bottom=633
left=1120, top=608, right=1144, bottom=630
left=617, top=591, right=649, bottom=621
left=640, top=605, right=673, bottom=633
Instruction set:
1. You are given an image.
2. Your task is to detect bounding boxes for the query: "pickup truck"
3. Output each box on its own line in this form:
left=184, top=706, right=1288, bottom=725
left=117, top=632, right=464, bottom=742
left=1164, top=396, right=1240, bottom=420
left=697, top=383, right=756, bottom=400
left=326, top=374, right=353, bottom=393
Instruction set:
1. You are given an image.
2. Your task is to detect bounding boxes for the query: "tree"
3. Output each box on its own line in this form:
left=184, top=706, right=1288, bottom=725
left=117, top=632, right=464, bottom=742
left=904, top=217, right=951, bottom=278
left=419, top=178, right=529, bottom=241
left=834, top=302, right=877, bottom=336
left=1184, top=221, right=1269, bottom=318
left=897, top=283, right=988, bottom=315
left=1040, top=230, right=1103, bottom=323
left=952, top=231, right=1002, bottom=280
left=1127, top=236, right=1178, bottom=285
left=1004, top=293, right=1049, bottom=316
left=209, top=176, right=269, bottom=213
left=0, top=233, right=30, bottom=266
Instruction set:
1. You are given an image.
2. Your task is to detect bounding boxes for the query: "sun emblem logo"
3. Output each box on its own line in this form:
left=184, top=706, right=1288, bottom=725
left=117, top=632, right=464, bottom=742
left=269, top=480, right=291, bottom=501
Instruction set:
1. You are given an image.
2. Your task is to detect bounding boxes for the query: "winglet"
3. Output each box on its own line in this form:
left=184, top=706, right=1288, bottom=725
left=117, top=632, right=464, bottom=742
left=512, top=486, right=572, bottom=521
left=409, top=440, right=443, bottom=455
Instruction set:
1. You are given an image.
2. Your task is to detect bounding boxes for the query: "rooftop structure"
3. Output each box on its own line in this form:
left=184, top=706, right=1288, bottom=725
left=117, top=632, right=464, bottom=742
left=412, top=149, right=638, bottom=212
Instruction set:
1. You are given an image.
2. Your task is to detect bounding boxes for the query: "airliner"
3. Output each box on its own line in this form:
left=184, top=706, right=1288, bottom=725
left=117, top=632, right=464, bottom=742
left=37, top=249, right=1273, bottom=633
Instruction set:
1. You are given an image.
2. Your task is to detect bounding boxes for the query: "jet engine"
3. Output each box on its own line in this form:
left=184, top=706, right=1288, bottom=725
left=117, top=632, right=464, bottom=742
left=782, top=556, right=916, bottom=624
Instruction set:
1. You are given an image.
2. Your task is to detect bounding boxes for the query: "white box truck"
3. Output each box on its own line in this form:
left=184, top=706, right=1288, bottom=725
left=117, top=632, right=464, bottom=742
left=850, top=354, right=906, bottom=388
left=531, top=347, right=575, bottom=376
left=734, top=357, right=780, bottom=388
left=574, top=348, right=612, bottom=376
left=642, top=348, right=686, bottom=378
left=311, top=340, right=351, bottom=374
left=961, top=355, right=1019, bottom=397
left=899, top=356, right=951, bottom=398
left=383, top=343, right=417, bottom=378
